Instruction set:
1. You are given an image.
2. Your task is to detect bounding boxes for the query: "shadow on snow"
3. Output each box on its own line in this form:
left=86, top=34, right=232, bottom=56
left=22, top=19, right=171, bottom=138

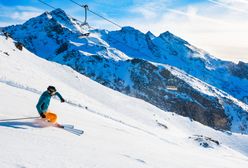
left=0, top=121, right=42, bottom=129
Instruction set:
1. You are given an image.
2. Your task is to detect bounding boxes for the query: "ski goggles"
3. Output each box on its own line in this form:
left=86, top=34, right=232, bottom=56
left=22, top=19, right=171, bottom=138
left=48, top=90, right=56, bottom=95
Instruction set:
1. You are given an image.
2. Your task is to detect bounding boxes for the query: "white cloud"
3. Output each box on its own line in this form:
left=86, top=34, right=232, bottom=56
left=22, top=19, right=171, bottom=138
left=0, top=21, right=18, bottom=27
left=130, top=6, right=157, bottom=19
left=128, top=1, right=169, bottom=19
left=115, top=1, right=248, bottom=63
left=208, top=0, right=248, bottom=14
left=10, top=11, right=42, bottom=21
left=16, top=5, right=43, bottom=12
left=0, top=5, right=43, bottom=25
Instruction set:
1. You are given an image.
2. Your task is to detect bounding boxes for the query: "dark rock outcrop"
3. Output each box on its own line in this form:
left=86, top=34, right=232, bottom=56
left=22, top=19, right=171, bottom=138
left=229, top=61, right=248, bottom=79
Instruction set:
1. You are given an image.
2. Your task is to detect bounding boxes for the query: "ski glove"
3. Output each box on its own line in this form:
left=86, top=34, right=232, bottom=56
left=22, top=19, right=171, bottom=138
left=61, top=98, right=65, bottom=103
left=40, top=113, right=46, bottom=118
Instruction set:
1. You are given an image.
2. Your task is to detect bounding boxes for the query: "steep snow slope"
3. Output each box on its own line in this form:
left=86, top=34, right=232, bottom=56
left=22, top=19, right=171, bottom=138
left=3, top=9, right=248, bottom=133
left=1, top=34, right=248, bottom=167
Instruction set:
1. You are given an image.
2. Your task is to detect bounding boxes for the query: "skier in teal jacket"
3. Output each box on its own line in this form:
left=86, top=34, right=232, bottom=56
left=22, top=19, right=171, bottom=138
left=36, top=86, right=65, bottom=123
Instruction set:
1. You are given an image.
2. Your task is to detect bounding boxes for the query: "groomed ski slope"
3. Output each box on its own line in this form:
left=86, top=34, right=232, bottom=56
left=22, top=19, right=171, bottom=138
left=0, top=35, right=248, bottom=168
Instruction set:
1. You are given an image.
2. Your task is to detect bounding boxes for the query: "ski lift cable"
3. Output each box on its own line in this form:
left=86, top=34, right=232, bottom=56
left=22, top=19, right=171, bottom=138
left=107, top=35, right=156, bottom=60
left=69, top=1, right=155, bottom=60
left=87, top=9, right=122, bottom=28
left=38, top=0, right=146, bottom=58
left=38, top=0, right=88, bottom=27
left=38, top=1, right=165, bottom=66
left=69, top=0, right=122, bottom=28
left=38, top=0, right=98, bottom=33
left=68, top=0, right=82, bottom=7
left=38, top=1, right=177, bottom=91
left=38, top=0, right=56, bottom=10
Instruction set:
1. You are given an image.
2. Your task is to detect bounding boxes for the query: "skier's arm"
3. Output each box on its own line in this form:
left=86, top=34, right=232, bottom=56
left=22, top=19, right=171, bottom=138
left=55, top=92, right=65, bottom=102
left=36, top=98, right=45, bottom=116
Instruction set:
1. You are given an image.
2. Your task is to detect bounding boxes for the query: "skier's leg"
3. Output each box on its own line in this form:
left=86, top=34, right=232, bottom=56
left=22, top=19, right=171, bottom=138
left=44, top=112, right=57, bottom=123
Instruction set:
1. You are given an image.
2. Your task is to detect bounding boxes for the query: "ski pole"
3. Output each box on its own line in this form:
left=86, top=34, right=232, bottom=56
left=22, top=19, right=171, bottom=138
left=0, top=116, right=40, bottom=122
left=65, top=100, right=88, bottom=109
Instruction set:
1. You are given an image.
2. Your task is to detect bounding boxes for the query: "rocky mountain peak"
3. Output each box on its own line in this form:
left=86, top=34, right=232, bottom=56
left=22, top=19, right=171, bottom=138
left=229, top=61, right=248, bottom=79
left=119, top=26, right=145, bottom=37
left=49, top=8, right=71, bottom=23
left=31, top=8, right=86, bottom=33
left=145, top=31, right=156, bottom=40
left=158, top=31, right=188, bottom=45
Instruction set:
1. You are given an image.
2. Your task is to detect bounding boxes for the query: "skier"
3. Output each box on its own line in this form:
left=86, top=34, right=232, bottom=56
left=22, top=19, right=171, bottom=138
left=36, top=86, right=65, bottom=125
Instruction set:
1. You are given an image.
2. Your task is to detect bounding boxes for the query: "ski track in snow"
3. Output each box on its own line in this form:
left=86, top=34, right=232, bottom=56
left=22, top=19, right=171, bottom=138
left=0, top=78, right=177, bottom=145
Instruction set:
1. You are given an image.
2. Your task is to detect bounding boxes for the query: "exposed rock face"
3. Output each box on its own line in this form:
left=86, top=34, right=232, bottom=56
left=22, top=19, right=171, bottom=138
left=189, top=135, right=220, bottom=148
left=229, top=61, right=248, bottom=79
left=128, top=59, right=230, bottom=130
left=55, top=52, right=231, bottom=130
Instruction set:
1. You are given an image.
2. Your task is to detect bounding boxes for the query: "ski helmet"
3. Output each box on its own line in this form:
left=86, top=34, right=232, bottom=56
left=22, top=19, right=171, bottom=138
left=47, top=86, right=56, bottom=94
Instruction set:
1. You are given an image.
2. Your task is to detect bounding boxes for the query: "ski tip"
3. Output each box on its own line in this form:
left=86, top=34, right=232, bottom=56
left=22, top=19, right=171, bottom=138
left=63, top=127, right=84, bottom=136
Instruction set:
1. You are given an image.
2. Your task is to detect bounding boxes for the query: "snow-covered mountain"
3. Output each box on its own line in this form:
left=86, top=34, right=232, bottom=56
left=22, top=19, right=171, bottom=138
left=107, top=26, right=248, bottom=103
left=3, top=8, right=248, bottom=133
left=1, top=32, right=248, bottom=168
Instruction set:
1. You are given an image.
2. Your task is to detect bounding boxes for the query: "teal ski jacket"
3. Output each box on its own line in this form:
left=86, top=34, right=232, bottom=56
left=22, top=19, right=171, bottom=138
left=36, top=91, right=64, bottom=115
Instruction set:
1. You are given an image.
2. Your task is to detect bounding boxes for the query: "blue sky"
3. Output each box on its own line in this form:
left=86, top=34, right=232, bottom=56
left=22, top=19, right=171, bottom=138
left=0, top=0, right=248, bottom=63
